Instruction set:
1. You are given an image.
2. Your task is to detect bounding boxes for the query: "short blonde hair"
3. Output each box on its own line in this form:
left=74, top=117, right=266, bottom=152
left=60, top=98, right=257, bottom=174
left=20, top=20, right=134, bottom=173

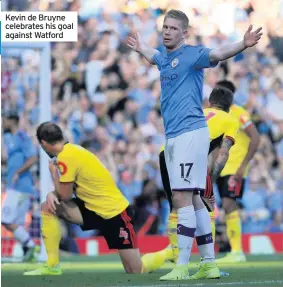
left=164, top=9, right=189, bottom=30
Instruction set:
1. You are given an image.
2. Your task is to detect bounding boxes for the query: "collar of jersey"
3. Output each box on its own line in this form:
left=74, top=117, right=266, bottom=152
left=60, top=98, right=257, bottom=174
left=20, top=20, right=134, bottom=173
left=165, top=44, right=185, bottom=58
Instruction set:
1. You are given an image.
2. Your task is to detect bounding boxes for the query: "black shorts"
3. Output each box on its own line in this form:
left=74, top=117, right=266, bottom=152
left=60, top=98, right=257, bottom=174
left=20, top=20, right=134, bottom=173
left=72, top=197, right=138, bottom=250
left=216, top=175, right=246, bottom=199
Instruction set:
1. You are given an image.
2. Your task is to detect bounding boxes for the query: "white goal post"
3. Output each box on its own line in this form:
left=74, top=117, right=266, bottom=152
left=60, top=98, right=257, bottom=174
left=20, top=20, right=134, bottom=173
left=2, top=42, right=52, bottom=261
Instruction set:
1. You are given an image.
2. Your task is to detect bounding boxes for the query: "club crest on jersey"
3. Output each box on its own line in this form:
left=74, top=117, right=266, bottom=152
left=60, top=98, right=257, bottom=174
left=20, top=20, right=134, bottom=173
left=57, top=161, right=67, bottom=175
left=171, top=58, right=179, bottom=68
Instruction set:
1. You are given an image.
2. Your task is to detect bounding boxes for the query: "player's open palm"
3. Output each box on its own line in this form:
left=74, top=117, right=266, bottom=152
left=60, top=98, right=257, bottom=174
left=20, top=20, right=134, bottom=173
left=244, top=25, right=263, bottom=47
left=127, top=33, right=143, bottom=53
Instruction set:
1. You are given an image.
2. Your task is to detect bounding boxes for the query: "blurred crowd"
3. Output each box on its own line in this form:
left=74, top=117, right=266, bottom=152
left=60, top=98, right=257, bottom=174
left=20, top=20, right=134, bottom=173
left=1, top=0, right=283, bottom=244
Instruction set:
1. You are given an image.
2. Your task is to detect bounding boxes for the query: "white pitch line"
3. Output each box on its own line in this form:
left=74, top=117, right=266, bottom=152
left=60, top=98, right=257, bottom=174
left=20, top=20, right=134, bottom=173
left=110, top=280, right=283, bottom=287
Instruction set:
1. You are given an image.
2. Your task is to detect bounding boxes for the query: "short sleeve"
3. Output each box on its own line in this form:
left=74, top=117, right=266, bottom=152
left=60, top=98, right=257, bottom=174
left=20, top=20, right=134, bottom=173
left=152, top=51, right=163, bottom=70
left=224, top=118, right=239, bottom=144
left=57, top=155, right=77, bottom=183
left=239, top=112, right=252, bottom=130
left=230, top=105, right=252, bottom=130
left=193, top=46, right=218, bottom=69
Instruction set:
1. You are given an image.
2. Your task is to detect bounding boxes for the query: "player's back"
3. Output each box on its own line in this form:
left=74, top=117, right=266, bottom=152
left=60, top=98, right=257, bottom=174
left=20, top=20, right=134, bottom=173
left=204, top=108, right=239, bottom=154
left=221, top=104, right=252, bottom=177
left=57, top=143, right=129, bottom=219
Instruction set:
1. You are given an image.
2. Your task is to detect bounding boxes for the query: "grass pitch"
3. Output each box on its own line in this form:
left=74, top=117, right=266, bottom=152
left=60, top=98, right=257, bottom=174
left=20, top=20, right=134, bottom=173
left=2, top=254, right=283, bottom=287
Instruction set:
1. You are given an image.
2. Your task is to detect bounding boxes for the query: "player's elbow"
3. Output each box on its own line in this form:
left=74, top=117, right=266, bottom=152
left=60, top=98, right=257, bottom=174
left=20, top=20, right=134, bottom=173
left=209, top=50, right=223, bottom=62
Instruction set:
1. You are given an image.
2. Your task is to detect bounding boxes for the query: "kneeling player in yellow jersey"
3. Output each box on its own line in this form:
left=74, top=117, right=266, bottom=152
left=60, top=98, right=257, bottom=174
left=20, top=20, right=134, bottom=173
left=142, top=86, right=239, bottom=279
left=215, top=80, right=259, bottom=263
left=24, top=122, right=143, bottom=276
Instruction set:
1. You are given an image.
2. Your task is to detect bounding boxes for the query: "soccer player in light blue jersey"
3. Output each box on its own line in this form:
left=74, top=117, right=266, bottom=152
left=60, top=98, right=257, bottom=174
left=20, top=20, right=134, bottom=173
left=2, top=112, right=39, bottom=261
left=128, top=9, right=262, bottom=280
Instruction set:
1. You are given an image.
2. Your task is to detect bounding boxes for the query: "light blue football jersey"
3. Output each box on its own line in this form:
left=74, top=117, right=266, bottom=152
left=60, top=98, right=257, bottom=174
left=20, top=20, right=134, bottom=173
left=153, top=45, right=217, bottom=138
left=4, top=130, right=36, bottom=194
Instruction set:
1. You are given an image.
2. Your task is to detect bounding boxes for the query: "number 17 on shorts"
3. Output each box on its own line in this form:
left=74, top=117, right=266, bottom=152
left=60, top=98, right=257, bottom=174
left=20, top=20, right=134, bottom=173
left=165, top=128, right=210, bottom=191
left=180, top=163, right=193, bottom=183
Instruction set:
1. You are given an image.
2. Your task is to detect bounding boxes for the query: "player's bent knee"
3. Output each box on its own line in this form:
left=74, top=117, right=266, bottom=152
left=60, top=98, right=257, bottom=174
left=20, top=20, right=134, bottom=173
left=119, top=249, right=143, bottom=274
left=222, top=197, right=238, bottom=214
left=124, top=264, right=142, bottom=274
left=41, top=202, right=51, bottom=213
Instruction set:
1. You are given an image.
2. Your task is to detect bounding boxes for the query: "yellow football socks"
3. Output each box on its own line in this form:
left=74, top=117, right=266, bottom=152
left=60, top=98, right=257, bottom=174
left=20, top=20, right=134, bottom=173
left=41, top=212, right=61, bottom=267
left=141, top=212, right=178, bottom=273
left=226, top=210, right=242, bottom=253
left=209, top=211, right=216, bottom=242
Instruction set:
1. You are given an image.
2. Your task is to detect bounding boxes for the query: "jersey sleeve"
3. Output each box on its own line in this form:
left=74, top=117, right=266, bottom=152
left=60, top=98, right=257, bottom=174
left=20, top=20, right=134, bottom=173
left=56, top=154, right=77, bottom=183
left=224, top=118, right=240, bottom=144
left=239, top=112, right=252, bottom=130
left=152, top=51, right=163, bottom=70
left=231, top=105, right=253, bottom=130
left=193, top=46, right=218, bottom=69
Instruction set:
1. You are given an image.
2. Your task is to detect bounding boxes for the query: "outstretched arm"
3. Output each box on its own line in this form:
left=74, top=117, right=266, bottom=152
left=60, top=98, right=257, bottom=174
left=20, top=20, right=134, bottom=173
left=127, top=33, right=159, bottom=65
left=211, top=137, right=235, bottom=181
left=209, top=25, right=263, bottom=62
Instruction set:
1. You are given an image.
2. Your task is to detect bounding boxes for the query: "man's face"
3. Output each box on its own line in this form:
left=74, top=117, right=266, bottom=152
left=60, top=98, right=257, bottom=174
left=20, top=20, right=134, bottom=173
left=2, top=118, right=16, bottom=133
left=40, top=141, right=55, bottom=158
left=3, top=118, right=11, bottom=133
left=162, top=17, right=186, bottom=49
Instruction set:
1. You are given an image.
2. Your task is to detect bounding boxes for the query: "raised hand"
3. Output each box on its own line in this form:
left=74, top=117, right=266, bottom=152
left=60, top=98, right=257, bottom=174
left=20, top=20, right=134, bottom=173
left=244, top=25, right=263, bottom=48
left=127, top=33, right=143, bottom=53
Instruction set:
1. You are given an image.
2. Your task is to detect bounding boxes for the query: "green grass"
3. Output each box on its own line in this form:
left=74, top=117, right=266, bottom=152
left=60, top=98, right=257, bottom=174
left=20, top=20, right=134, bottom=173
left=2, top=254, right=283, bottom=287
